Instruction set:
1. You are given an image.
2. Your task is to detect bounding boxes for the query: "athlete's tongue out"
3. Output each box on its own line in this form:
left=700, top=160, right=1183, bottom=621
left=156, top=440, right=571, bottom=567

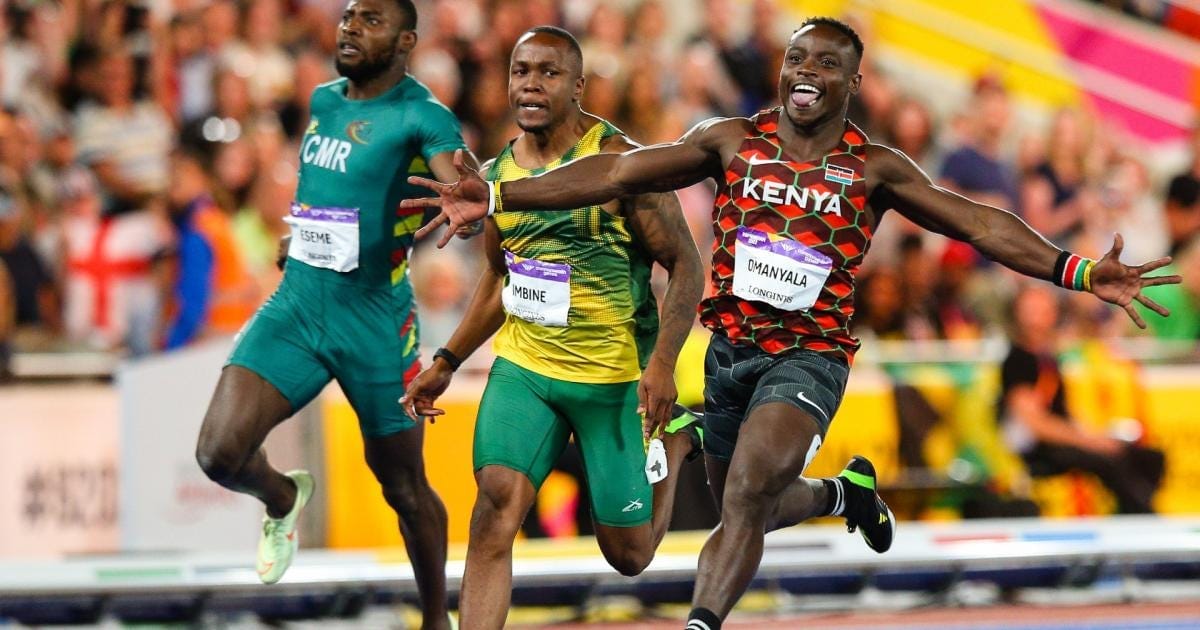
left=791, top=91, right=819, bottom=108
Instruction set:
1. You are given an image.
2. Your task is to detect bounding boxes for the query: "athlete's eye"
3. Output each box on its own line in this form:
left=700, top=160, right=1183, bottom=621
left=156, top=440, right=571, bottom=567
left=822, top=58, right=837, bottom=67
left=367, top=17, right=379, bottom=25
left=788, top=55, right=801, bottom=64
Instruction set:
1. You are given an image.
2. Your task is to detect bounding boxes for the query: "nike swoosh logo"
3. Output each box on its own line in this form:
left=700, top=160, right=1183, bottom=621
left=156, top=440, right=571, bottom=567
left=796, top=391, right=827, bottom=420
left=257, top=561, right=274, bottom=576
left=747, top=155, right=792, bottom=166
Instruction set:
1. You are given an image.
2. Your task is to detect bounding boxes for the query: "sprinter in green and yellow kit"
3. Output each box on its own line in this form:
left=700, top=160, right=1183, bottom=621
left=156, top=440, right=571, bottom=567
left=401, top=27, right=705, bottom=629
left=194, top=2, right=471, bottom=627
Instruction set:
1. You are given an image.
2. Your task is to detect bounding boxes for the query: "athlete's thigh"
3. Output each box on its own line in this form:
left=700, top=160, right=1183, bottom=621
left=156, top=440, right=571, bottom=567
left=198, top=365, right=295, bottom=457
left=702, top=334, right=769, bottom=463
left=224, top=289, right=332, bottom=416
left=723, top=401, right=823, bottom=505
left=474, top=357, right=572, bottom=489
left=362, top=421, right=428, bottom=486
left=559, top=378, right=652, bottom=528
left=326, top=290, right=421, bottom=438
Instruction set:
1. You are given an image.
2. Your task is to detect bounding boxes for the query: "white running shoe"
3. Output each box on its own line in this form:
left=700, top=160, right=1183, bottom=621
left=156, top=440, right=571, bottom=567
left=255, top=470, right=314, bottom=584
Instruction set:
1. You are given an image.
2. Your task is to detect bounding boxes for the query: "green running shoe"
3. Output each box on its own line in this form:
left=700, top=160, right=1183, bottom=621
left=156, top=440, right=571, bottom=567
left=256, top=470, right=315, bottom=584
left=665, top=404, right=704, bottom=462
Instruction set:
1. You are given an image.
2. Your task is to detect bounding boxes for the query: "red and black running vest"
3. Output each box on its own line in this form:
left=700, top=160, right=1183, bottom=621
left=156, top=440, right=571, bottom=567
left=699, top=109, right=872, bottom=363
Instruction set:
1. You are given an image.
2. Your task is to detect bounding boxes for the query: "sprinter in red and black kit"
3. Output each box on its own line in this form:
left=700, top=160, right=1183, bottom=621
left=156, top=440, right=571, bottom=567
left=404, top=17, right=1180, bottom=629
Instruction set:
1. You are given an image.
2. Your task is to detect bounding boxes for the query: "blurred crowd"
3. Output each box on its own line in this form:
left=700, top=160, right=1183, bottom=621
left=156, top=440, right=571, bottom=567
left=1089, top=0, right=1200, bottom=40
left=0, top=0, right=1198, bottom=380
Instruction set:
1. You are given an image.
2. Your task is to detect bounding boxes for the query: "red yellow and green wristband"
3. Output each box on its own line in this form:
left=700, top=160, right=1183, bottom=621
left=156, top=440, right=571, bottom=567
left=1053, top=251, right=1096, bottom=292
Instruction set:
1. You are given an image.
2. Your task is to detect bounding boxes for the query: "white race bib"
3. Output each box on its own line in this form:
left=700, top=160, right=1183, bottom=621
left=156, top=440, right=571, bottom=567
left=732, top=226, right=832, bottom=311
left=284, top=203, right=359, bottom=272
left=502, top=250, right=571, bottom=327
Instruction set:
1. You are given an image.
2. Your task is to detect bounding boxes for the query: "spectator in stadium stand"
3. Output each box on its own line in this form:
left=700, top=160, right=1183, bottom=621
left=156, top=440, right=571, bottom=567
left=278, top=48, right=337, bottom=140
left=162, top=150, right=257, bottom=350
left=1000, top=283, right=1166, bottom=514
left=931, top=241, right=985, bottom=340
left=165, top=10, right=216, bottom=125
left=1165, top=126, right=1200, bottom=250
left=223, top=0, right=294, bottom=111
left=940, top=75, right=1018, bottom=211
left=1021, top=109, right=1090, bottom=247
left=0, top=187, right=59, bottom=351
left=1165, top=173, right=1200, bottom=258
left=181, top=64, right=257, bottom=149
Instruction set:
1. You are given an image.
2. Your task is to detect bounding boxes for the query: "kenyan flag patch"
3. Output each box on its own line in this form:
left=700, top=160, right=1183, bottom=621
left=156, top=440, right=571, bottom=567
left=824, top=163, right=855, bottom=186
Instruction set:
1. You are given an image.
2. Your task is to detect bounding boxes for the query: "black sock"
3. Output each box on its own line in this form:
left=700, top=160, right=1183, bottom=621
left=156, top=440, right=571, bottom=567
left=687, top=607, right=722, bottom=630
left=821, top=477, right=845, bottom=516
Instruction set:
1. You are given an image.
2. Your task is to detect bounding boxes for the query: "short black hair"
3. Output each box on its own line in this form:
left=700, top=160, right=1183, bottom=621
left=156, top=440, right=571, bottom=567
left=797, top=16, right=864, bottom=60
left=393, top=0, right=417, bottom=30
left=521, top=25, right=583, bottom=67
left=1167, top=174, right=1200, bottom=208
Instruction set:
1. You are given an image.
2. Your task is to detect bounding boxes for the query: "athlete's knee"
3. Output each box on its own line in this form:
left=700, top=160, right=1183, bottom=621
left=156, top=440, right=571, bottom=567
left=380, top=473, right=436, bottom=517
left=609, top=549, right=651, bottom=577
left=602, top=541, right=653, bottom=577
left=722, top=469, right=784, bottom=524
left=468, top=471, right=530, bottom=543
left=194, top=437, right=244, bottom=487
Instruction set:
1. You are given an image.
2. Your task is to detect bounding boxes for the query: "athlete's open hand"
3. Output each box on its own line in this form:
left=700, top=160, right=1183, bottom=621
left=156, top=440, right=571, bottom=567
left=403, top=149, right=490, bottom=248
left=639, top=359, right=678, bottom=440
left=400, top=362, right=454, bottom=422
left=1089, top=234, right=1181, bottom=329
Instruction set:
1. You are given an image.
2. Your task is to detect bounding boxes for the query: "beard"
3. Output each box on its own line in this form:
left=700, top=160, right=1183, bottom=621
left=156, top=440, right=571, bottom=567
left=335, top=36, right=400, bottom=84
left=335, top=54, right=394, bottom=84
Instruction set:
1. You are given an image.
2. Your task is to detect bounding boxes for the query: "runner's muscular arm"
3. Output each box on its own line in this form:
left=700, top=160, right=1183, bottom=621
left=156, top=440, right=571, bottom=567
left=405, top=118, right=746, bottom=246
left=866, top=144, right=1180, bottom=327
left=402, top=217, right=506, bottom=418
left=866, top=144, right=1060, bottom=279
left=439, top=220, right=507, bottom=361
left=606, top=135, right=706, bottom=433
left=432, top=156, right=504, bottom=362
left=503, top=118, right=736, bottom=210
left=427, top=147, right=481, bottom=183
left=626, top=190, right=704, bottom=372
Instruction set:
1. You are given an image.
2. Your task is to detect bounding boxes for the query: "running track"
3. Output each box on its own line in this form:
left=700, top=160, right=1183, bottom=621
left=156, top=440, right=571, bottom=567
left=537, top=601, right=1200, bottom=629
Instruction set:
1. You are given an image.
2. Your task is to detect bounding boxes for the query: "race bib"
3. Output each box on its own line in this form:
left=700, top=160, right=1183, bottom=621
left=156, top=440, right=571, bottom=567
left=732, top=226, right=832, bottom=311
left=284, top=203, right=359, bottom=272
left=502, top=250, right=571, bottom=327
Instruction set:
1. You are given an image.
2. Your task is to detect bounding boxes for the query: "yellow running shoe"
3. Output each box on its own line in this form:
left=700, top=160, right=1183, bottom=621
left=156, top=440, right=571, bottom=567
left=256, top=470, right=314, bottom=584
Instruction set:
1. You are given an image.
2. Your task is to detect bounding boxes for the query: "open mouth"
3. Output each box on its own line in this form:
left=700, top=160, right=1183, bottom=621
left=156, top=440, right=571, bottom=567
left=791, top=83, right=822, bottom=109
left=338, top=42, right=361, bottom=57
left=518, top=102, right=548, bottom=113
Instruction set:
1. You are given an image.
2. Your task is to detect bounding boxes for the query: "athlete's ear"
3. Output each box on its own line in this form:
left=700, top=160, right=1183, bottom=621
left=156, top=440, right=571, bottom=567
left=574, top=74, right=585, bottom=103
left=398, top=29, right=418, bottom=53
left=848, top=72, right=862, bottom=96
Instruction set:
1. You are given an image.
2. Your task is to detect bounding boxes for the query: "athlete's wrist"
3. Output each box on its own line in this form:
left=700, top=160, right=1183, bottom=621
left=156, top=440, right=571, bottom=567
left=433, top=347, right=463, bottom=372
left=1052, top=251, right=1095, bottom=293
left=486, top=180, right=503, bottom=216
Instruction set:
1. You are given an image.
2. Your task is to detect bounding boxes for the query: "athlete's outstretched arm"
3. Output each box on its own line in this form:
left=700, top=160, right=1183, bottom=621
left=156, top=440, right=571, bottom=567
left=401, top=220, right=506, bottom=419
left=624, top=188, right=705, bottom=437
left=868, top=144, right=1181, bottom=327
left=427, top=147, right=481, bottom=183
left=405, top=118, right=742, bottom=247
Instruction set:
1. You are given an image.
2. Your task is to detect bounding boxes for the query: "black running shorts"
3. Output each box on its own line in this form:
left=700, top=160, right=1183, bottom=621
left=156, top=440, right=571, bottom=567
left=702, top=333, right=850, bottom=462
